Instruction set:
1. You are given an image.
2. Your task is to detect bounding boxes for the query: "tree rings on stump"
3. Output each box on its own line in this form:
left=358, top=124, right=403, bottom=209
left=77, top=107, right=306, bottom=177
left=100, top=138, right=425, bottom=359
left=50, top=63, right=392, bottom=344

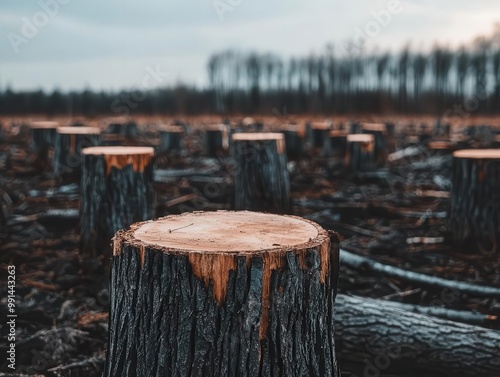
left=54, top=126, right=101, bottom=181
left=106, top=210, right=339, bottom=377
left=231, top=133, right=291, bottom=213
left=80, top=146, right=155, bottom=262
left=449, top=149, right=500, bottom=255
left=346, top=134, right=376, bottom=172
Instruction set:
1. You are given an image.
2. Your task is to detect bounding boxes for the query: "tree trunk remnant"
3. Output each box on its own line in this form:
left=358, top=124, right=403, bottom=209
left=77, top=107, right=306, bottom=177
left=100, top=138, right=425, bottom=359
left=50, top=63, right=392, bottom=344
left=231, top=133, right=291, bottom=213
left=362, top=122, right=387, bottom=164
left=336, top=295, right=500, bottom=377
left=158, top=125, right=184, bottom=155
left=309, top=121, right=332, bottom=149
left=80, top=146, right=155, bottom=261
left=345, top=134, right=376, bottom=172
left=105, top=210, right=340, bottom=377
left=279, top=124, right=305, bottom=161
left=204, top=124, right=230, bottom=157
left=324, top=131, right=347, bottom=159
left=29, top=121, right=59, bottom=170
left=54, top=126, right=101, bottom=182
left=448, top=149, right=500, bottom=255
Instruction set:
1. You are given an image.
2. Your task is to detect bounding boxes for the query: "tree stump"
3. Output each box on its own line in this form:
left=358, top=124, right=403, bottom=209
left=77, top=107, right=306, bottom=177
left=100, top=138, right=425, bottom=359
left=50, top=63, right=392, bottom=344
left=345, top=134, right=376, bottom=172
left=427, top=141, right=458, bottom=156
left=54, top=126, right=101, bottom=181
left=204, top=124, right=230, bottom=157
left=80, top=146, right=155, bottom=261
left=362, top=122, right=387, bottom=164
left=105, top=210, right=340, bottom=377
left=309, top=121, right=332, bottom=149
left=29, top=121, right=59, bottom=169
left=279, top=124, right=305, bottom=161
left=323, top=131, right=347, bottom=159
left=158, top=125, right=184, bottom=155
left=231, top=133, right=291, bottom=213
left=448, top=149, right=500, bottom=255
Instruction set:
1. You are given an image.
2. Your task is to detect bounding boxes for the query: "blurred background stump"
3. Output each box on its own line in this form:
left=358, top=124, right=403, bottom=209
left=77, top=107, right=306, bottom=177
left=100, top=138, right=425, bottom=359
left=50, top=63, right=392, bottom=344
left=324, top=130, right=348, bottom=159
left=54, top=126, right=101, bottom=182
left=309, top=121, right=333, bottom=150
left=105, top=211, right=339, bottom=377
left=231, top=133, right=291, bottom=213
left=80, top=146, right=155, bottom=263
left=158, top=125, right=184, bottom=155
left=29, top=121, right=59, bottom=170
left=448, top=149, right=500, bottom=255
left=204, top=124, right=230, bottom=157
left=280, top=124, right=305, bottom=161
left=345, top=134, right=376, bottom=172
left=362, top=122, right=387, bottom=164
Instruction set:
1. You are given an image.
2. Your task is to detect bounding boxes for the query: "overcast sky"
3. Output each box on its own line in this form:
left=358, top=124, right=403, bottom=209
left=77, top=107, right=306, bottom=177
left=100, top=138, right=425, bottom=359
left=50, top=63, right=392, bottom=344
left=1, top=0, right=499, bottom=91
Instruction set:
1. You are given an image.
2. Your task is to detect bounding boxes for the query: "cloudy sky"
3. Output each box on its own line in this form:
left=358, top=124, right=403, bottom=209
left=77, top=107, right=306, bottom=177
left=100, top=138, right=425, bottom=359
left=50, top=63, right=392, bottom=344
left=1, top=0, right=499, bottom=91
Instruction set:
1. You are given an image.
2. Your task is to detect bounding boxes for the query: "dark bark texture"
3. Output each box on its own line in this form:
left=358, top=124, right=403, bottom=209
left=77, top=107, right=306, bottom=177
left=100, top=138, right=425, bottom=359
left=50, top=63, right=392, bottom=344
left=105, top=229, right=339, bottom=377
left=54, top=132, right=101, bottom=181
left=159, top=130, right=183, bottom=154
left=281, top=129, right=304, bottom=161
left=232, top=139, right=291, bottom=213
left=323, top=134, right=347, bottom=159
left=31, top=127, right=57, bottom=169
left=80, top=155, right=155, bottom=260
left=345, top=139, right=376, bottom=172
left=336, top=295, right=500, bottom=376
left=448, top=155, right=500, bottom=254
left=204, top=128, right=228, bottom=157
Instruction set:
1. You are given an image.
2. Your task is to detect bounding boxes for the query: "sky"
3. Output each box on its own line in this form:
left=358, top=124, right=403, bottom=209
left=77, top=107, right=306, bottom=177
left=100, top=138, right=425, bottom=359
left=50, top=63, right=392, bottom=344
left=0, top=0, right=499, bottom=91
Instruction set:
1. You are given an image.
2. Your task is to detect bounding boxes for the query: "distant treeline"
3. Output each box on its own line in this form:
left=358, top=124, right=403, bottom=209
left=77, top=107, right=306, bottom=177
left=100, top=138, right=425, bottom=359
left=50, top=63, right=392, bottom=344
left=2, top=29, right=500, bottom=117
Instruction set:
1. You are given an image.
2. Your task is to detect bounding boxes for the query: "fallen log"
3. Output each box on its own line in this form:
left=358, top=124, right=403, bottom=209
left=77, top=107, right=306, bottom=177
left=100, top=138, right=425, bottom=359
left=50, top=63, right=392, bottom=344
left=336, top=294, right=500, bottom=376
left=378, top=296, right=499, bottom=328
left=340, top=249, right=500, bottom=298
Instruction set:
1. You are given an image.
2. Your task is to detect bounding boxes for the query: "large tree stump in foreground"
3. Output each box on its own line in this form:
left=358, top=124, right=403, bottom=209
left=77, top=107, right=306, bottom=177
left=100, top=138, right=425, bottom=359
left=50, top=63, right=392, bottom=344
left=105, top=211, right=339, bottom=377
left=54, top=126, right=101, bottom=181
left=204, top=124, right=230, bottom=157
left=232, top=133, right=291, bottom=213
left=29, top=121, right=59, bottom=169
left=448, top=149, right=500, bottom=255
left=345, top=134, right=376, bottom=172
left=80, top=146, right=155, bottom=261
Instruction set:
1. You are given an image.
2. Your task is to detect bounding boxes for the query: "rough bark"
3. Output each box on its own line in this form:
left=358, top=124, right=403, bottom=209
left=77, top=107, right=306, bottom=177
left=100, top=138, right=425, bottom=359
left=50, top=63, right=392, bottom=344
left=105, top=211, right=340, bottom=377
left=309, top=122, right=332, bottom=149
left=232, top=133, right=291, bottom=213
left=204, top=125, right=229, bottom=157
left=345, top=134, right=376, bottom=172
left=80, top=147, right=155, bottom=261
left=336, top=295, right=500, bottom=377
left=448, top=150, right=500, bottom=255
left=54, top=127, right=101, bottom=181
